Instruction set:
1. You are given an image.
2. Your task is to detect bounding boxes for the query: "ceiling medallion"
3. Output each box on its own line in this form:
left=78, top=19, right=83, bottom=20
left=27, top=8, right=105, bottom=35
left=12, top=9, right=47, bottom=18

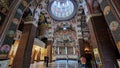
left=48, top=0, right=77, bottom=21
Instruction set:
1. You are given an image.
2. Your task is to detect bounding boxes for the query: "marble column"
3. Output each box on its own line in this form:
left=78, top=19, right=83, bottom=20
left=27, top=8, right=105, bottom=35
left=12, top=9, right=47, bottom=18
left=11, top=21, right=37, bottom=68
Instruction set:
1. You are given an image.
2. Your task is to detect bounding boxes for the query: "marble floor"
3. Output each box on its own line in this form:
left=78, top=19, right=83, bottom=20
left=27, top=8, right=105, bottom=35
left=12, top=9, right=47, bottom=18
left=30, top=60, right=82, bottom=68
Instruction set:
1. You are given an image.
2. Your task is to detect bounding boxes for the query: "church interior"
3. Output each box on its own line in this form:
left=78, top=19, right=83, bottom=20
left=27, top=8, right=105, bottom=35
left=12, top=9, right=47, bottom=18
left=0, top=0, right=120, bottom=68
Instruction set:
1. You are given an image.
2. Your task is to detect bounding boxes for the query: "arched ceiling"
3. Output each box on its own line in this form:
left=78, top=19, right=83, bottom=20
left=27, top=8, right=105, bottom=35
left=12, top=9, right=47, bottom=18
left=0, top=0, right=90, bottom=50
left=14, top=0, right=90, bottom=46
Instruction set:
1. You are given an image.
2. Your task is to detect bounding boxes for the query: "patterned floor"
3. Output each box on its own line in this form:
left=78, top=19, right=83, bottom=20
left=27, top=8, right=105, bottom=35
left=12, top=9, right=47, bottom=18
left=30, top=60, right=82, bottom=68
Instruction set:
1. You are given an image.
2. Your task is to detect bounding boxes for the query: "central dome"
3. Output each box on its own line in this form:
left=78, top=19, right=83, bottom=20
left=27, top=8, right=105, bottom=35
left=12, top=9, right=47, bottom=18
left=48, top=0, right=77, bottom=21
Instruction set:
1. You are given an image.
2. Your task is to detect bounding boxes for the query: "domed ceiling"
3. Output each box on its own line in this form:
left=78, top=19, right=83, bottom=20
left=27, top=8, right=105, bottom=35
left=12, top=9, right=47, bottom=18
left=48, top=0, right=77, bottom=21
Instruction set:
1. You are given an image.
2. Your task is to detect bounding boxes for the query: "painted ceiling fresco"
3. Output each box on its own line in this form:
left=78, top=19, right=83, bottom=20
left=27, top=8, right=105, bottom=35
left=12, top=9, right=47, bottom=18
left=54, top=29, right=77, bottom=47
left=51, top=0, right=74, bottom=18
left=48, top=0, right=77, bottom=20
left=0, top=0, right=11, bottom=25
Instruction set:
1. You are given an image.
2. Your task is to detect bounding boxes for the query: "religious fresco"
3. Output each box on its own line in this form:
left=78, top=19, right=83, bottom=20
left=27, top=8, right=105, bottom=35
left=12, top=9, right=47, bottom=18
left=12, top=18, right=19, bottom=24
left=92, top=1, right=101, bottom=13
left=51, top=0, right=74, bottom=18
left=103, top=6, right=111, bottom=15
left=101, top=0, right=120, bottom=52
left=112, top=24, right=120, bottom=53
left=0, top=0, right=15, bottom=16
left=109, top=21, right=119, bottom=31
left=39, top=13, right=46, bottom=23
left=0, top=0, right=86, bottom=60
left=51, top=2, right=84, bottom=58
left=0, top=0, right=10, bottom=25
left=0, top=44, right=10, bottom=54
left=37, top=12, right=50, bottom=37
left=109, top=0, right=120, bottom=19
left=38, top=23, right=48, bottom=37
left=0, top=0, right=33, bottom=59
left=93, top=48, right=102, bottom=65
left=0, top=0, right=14, bottom=10
left=35, top=1, right=53, bottom=40
left=53, top=22, right=78, bottom=56
left=54, top=29, right=76, bottom=44
left=100, top=0, right=120, bottom=53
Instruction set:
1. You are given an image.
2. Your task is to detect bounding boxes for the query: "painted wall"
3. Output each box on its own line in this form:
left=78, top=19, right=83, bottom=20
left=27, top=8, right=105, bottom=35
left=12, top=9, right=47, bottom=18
left=99, top=0, right=120, bottom=53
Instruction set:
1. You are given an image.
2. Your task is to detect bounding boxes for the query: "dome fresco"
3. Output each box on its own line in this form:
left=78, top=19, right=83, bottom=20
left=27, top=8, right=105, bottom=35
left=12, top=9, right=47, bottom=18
left=48, top=0, right=77, bottom=21
left=51, top=0, right=74, bottom=18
